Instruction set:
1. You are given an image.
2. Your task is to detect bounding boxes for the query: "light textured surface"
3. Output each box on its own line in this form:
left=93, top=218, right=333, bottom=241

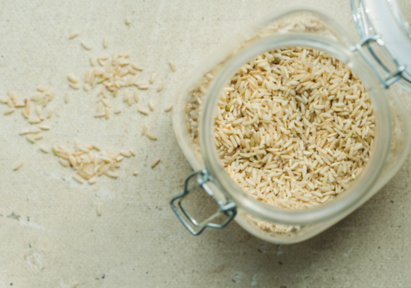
left=0, top=1, right=411, bottom=287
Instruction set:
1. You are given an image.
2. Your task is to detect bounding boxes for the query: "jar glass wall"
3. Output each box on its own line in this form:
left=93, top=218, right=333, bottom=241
left=172, top=8, right=411, bottom=243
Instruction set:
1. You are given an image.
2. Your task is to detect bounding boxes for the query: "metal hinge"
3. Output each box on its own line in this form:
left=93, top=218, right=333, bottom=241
left=170, top=169, right=237, bottom=235
left=350, top=0, right=406, bottom=88
left=351, top=35, right=406, bottom=88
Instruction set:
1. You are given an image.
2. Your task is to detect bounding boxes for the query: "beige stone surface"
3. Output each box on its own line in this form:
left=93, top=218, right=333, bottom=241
left=0, top=0, right=411, bottom=287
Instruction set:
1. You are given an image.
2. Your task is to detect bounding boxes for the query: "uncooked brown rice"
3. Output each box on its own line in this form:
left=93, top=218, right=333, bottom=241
left=138, top=107, right=149, bottom=115
left=211, top=47, right=375, bottom=210
left=142, top=124, right=148, bottom=135
left=103, top=36, right=109, bottom=49
left=39, top=145, right=50, bottom=153
left=149, top=101, right=155, bottom=111
left=150, top=73, right=156, bottom=84
left=164, top=104, right=173, bottom=112
left=69, top=83, right=81, bottom=90
left=64, top=92, right=71, bottom=103
left=184, top=45, right=376, bottom=233
left=157, top=79, right=166, bottom=92
left=52, top=142, right=136, bottom=184
left=69, top=32, right=79, bottom=39
left=125, top=16, right=131, bottom=25
left=81, top=41, right=92, bottom=50
left=169, top=61, right=176, bottom=72
left=12, top=160, right=24, bottom=171
left=67, top=74, right=78, bottom=83
left=151, top=158, right=161, bottom=168
left=39, top=124, right=50, bottom=130
left=145, top=131, right=158, bottom=141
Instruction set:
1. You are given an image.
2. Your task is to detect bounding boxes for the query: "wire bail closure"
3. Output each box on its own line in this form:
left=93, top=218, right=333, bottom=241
left=170, top=170, right=237, bottom=235
left=350, top=0, right=407, bottom=88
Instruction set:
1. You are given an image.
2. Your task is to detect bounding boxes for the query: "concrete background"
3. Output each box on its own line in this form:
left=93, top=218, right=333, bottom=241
left=0, top=0, right=410, bottom=287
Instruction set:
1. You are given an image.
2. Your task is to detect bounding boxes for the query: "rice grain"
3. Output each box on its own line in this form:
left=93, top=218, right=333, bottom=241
left=26, top=135, right=36, bottom=143
left=125, top=16, right=131, bottom=25
left=103, top=36, right=109, bottom=48
left=64, top=92, right=71, bottom=104
left=69, top=83, right=81, bottom=90
left=81, top=41, right=92, bottom=50
left=149, top=101, right=155, bottom=111
left=169, top=61, right=176, bottom=72
left=133, top=91, right=139, bottom=102
left=73, top=174, right=85, bottom=183
left=40, top=145, right=50, bottom=153
left=4, top=107, right=15, bottom=115
left=145, top=131, right=157, bottom=140
left=69, top=31, right=79, bottom=39
left=164, top=104, right=173, bottom=112
left=157, top=79, right=166, bottom=92
left=12, top=160, right=24, bottom=171
left=142, top=124, right=148, bottom=135
left=138, top=107, right=149, bottom=115
left=67, top=74, right=78, bottom=83
left=150, top=73, right=156, bottom=84
left=151, top=158, right=161, bottom=168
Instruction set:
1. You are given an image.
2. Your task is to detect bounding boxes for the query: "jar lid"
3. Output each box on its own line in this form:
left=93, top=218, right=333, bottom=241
left=352, top=0, right=411, bottom=90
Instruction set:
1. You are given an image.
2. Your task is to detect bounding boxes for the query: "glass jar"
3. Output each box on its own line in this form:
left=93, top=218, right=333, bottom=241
left=170, top=7, right=411, bottom=244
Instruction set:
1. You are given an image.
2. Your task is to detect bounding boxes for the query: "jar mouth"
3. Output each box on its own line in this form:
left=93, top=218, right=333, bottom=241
left=199, top=33, right=392, bottom=225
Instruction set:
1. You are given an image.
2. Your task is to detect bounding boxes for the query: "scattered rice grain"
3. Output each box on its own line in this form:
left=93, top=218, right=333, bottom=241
left=169, top=61, right=176, bottom=72
left=150, top=73, right=156, bottom=84
left=64, top=92, right=71, bottom=104
left=26, top=135, right=36, bottom=143
left=69, top=31, right=79, bottom=39
left=81, top=41, right=92, bottom=50
left=149, top=101, right=155, bottom=111
left=125, top=16, right=131, bottom=25
left=4, top=107, right=15, bottom=115
left=145, top=131, right=157, bottom=140
left=73, top=174, right=85, bottom=183
left=40, top=145, right=49, bottom=153
left=151, top=158, right=161, bottom=168
left=67, top=74, right=78, bottom=84
left=157, top=79, right=166, bottom=92
left=69, top=82, right=81, bottom=90
left=138, top=107, right=149, bottom=115
left=103, top=36, right=109, bottom=48
left=164, top=104, right=173, bottom=112
left=12, top=159, right=24, bottom=171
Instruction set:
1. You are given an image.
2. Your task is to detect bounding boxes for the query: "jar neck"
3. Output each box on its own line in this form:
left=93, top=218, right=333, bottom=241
left=199, top=33, right=392, bottom=225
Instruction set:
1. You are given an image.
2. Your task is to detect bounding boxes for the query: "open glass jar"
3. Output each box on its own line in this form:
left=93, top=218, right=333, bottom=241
left=170, top=5, right=411, bottom=244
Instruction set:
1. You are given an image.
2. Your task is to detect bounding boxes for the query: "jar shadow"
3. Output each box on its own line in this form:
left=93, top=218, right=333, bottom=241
left=179, top=161, right=410, bottom=285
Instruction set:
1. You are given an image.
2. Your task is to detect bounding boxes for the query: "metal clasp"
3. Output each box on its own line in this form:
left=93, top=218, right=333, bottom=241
left=170, top=170, right=237, bottom=235
left=350, top=0, right=407, bottom=88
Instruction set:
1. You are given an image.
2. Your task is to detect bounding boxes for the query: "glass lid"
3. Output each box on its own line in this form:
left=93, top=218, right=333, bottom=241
left=352, top=0, right=411, bottom=90
left=389, top=0, right=411, bottom=37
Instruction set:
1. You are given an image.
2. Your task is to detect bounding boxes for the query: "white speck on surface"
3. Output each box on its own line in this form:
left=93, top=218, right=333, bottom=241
left=251, top=274, right=258, bottom=286
left=96, top=201, right=102, bottom=216
left=232, top=272, right=242, bottom=283
left=277, top=245, right=284, bottom=255
left=21, top=220, right=45, bottom=230
left=25, top=252, right=44, bottom=270
left=95, top=187, right=115, bottom=200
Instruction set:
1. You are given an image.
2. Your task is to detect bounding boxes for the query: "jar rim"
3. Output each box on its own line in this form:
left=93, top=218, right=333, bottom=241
left=199, top=33, right=392, bottom=225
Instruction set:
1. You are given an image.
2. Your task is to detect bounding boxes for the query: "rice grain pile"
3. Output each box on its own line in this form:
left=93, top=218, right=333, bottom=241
left=213, top=47, right=375, bottom=209
left=52, top=142, right=137, bottom=184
